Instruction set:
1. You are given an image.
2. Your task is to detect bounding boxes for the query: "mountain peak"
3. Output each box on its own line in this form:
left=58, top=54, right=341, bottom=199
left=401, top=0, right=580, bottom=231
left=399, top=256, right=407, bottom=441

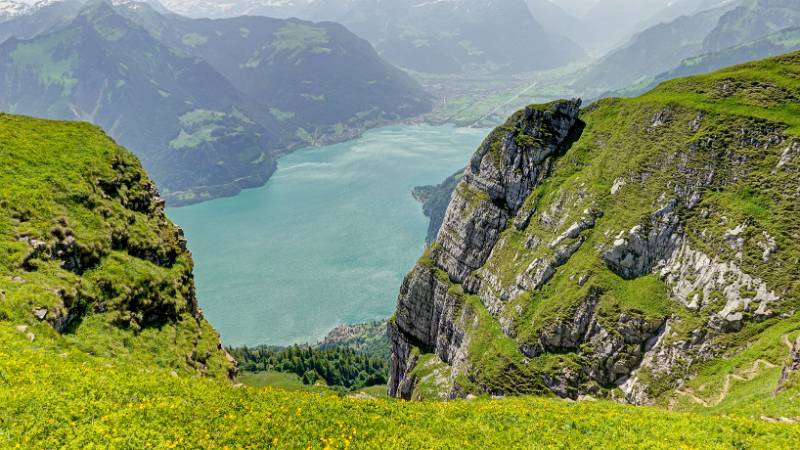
left=72, top=0, right=146, bottom=42
left=0, top=0, right=77, bottom=21
left=110, top=0, right=169, bottom=13
left=79, top=0, right=122, bottom=15
left=0, top=0, right=29, bottom=19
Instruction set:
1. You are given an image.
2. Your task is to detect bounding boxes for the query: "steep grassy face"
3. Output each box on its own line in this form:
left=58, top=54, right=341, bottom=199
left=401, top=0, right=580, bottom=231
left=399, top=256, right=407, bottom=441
left=389, top=51, right=800, bottom=414
left=0, top=114, right=233, bottom=378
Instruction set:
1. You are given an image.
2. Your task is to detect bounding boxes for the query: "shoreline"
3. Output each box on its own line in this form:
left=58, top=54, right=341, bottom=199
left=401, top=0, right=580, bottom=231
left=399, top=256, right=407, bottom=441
left=166, top=118, right=469, bottom=208
left=166, top=123, right=488, bottom=348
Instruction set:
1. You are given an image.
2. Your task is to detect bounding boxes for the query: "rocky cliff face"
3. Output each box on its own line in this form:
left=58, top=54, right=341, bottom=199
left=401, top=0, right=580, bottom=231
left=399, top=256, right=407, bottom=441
left=389, top=52, right=800, bottom=405
left=389, top=99, right=585, bottom=398
left=412, top=170, right=464, bottom=245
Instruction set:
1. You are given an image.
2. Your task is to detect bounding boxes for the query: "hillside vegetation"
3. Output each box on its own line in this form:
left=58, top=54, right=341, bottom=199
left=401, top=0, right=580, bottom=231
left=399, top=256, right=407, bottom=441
left=229, top=345, right=388, bottom=391
left=0, top=113, right=233, bottom=384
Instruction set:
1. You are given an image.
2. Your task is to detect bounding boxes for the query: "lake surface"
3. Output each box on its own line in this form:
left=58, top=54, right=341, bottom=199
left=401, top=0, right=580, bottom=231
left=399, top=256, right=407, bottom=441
left=168, top=124, right=488, bottom=347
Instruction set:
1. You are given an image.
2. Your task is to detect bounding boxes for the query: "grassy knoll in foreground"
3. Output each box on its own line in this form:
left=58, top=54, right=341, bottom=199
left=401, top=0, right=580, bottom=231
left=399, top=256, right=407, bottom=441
left=1, top=325, right=797, bottom=449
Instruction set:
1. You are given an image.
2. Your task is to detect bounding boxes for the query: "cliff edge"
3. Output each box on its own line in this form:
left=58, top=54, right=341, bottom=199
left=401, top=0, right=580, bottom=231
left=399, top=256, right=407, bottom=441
left=389, top=52, right=800, bottom=407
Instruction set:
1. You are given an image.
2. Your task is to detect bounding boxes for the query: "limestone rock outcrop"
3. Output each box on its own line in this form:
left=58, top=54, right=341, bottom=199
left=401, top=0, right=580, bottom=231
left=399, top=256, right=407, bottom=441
left=389, top=100, right=584, bottom=398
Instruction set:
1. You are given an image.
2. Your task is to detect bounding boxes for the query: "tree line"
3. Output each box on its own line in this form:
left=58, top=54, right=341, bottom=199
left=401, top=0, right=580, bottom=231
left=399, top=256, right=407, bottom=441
left=228, top=345, right=388, bottom=390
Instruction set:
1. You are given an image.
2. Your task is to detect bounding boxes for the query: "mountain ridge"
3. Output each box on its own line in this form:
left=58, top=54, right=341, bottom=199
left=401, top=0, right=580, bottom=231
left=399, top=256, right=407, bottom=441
left=613, top=26, right=800, bottom=98
left=574, top=0, right=800, bottom=97
left=0, top=0, right=431, bottom=205
left=152, top=0, right=588, bottom=74
left=389, top=50, right=800, bottom=408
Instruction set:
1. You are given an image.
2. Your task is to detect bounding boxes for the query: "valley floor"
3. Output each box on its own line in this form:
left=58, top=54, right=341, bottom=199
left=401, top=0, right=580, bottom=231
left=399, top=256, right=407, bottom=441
left=415, top=65, right=585, bottom=128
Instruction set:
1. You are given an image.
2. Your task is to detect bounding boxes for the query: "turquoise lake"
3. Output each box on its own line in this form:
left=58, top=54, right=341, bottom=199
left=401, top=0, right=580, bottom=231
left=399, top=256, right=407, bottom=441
left=168, top=124, right=488, bottom=347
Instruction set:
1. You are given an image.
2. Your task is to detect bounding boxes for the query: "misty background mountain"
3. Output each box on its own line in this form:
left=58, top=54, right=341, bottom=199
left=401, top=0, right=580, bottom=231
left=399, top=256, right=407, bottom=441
left=2, top=0, right=800, bottom=206
left=574, top=0, right=800, bottom=97
left=148, top=0, right=589, bottom=74
left=0, top=0, right=431, bottom=205
left=149, top=0, right=726, bottom=57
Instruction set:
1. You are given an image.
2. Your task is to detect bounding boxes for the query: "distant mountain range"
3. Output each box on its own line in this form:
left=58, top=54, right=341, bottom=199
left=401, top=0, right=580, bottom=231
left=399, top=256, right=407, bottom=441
left=574, top=0, right=800, bottom=96
left=0, top=0, right=34, bottom=21
left=526, top=0, right=692, bottom=55
left=633, top=0, right=741, bottom=31
left=0, top=0, right=431, bottom=205
left=119, top=9, right=430, bottom=131
left=633, top=26, right=800, bottom=95
left=567, top=0, right=678, bottom=53
left=154, top=0, right=589, bottom=74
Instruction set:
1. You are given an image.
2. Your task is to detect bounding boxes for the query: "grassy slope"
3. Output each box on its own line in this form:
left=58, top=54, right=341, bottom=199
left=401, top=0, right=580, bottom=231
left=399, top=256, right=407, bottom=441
left=1, top=325, right=798, bottom=449
left=605, top=53, right=800, bottom=410
left=238, top=371, right=318, bottom=391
